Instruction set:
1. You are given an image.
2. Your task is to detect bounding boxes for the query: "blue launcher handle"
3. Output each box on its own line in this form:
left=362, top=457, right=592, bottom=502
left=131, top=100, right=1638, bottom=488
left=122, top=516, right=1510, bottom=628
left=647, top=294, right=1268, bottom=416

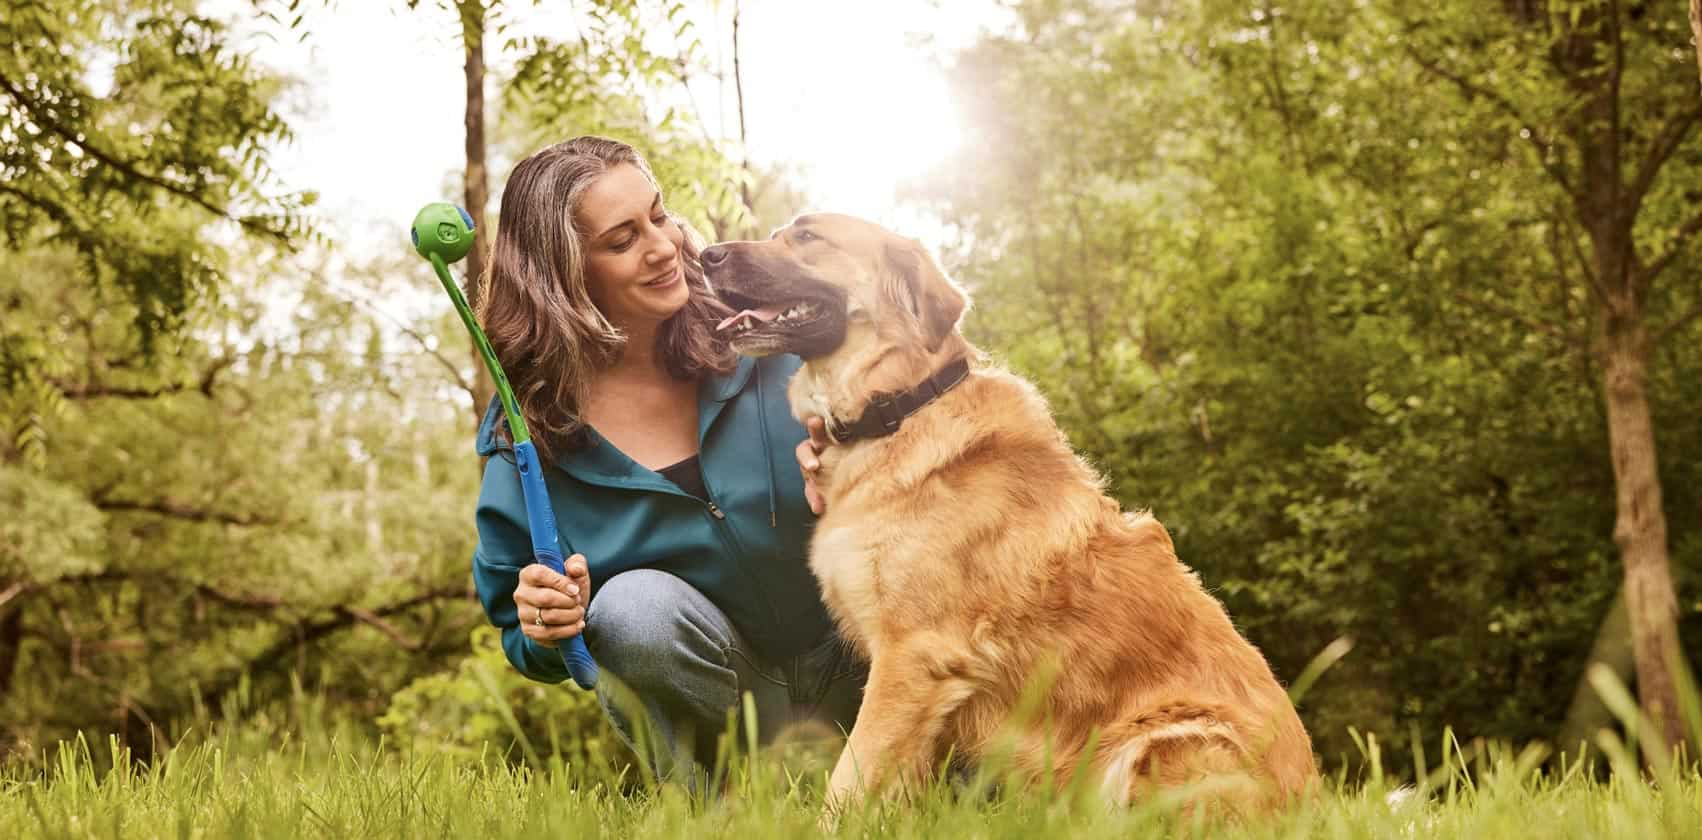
left=514, top=440, right=598, bottom=690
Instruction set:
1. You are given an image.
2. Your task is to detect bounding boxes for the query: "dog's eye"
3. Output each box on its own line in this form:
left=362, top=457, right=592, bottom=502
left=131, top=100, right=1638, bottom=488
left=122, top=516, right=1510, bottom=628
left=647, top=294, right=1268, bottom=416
left=795, top=229, right=819, bottom=244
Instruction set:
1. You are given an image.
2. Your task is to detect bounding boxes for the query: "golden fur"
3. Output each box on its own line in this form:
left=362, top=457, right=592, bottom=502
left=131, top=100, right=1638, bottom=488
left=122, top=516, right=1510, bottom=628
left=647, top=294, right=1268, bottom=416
left=713, top=214, right=1317, bottom=816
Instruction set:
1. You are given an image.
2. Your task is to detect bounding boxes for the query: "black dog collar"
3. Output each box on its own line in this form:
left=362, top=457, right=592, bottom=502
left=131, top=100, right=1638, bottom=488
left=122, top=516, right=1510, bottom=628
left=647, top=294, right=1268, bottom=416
left=827, top=357, right=972, bottom=442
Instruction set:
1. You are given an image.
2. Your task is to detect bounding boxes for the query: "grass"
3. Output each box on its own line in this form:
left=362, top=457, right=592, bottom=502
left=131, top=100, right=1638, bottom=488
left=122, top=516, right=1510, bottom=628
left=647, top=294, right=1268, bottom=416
left=5, top=660, right=1700, bottom=838
left=3, top=721, right=1701, bottom=839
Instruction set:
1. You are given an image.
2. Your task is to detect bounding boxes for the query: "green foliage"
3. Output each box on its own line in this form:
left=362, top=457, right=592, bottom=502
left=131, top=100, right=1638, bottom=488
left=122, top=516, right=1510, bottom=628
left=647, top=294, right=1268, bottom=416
left=0, top=466, right=105, bottom=583
left=920, top=0, right=1702, bottom=772
left=0, top=240, right=496, bottom=759
left=0, top=0, right=314, bottom=353
left=379, top=625, right=633, bottom=776
left=10, top=0, right=1697, bottom=795
left=3, top=722, right=1702, bottom=838
left=0, top=0, right=792, bottom=772
left=496, top=2, right=765, bottom=241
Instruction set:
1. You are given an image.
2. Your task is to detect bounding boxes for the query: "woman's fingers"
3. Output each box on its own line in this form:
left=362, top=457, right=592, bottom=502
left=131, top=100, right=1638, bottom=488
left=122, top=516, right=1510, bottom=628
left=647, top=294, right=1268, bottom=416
left=518, top=602, right=586, bottom=644
left=520, top=620, right=585, bottom=646
left=516, top=556, right=592, bottom=646
left=518, top=562, right=581, bottom=599
left=517, top=585, right=579, bottom=610
left=795, top=438, right=820, bottom=474
left=806, top=416, right=830, bottom=453
left=536, top=605, right=585, bottom=626
left=517, top=604, right=584, bottom=628
left=797, top=417, right=830, bottom=514
left=564, top=553, right=591, bottom=600
left=797, top=445, right=825, bottom=514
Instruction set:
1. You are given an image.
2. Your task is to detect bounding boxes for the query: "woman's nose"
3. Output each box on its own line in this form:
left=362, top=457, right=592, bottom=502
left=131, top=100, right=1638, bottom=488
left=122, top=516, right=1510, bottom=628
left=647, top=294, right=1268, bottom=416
left=646, top=229, right=678, bottom=262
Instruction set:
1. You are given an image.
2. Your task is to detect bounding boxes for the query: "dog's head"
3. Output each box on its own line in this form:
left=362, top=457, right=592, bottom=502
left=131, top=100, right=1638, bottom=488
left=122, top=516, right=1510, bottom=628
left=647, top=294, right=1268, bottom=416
left=700, top=213, right=967, bottom=361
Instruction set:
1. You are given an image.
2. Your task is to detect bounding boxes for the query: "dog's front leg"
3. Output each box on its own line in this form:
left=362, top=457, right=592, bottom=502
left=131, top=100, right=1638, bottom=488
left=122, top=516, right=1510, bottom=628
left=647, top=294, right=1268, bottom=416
left=822, top=647, right=974, bottom=821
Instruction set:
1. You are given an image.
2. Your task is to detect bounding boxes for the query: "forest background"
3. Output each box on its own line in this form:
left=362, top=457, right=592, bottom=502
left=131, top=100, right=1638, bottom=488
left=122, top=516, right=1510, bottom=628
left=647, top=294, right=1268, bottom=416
left=4, top=0, right=1702, bottom=785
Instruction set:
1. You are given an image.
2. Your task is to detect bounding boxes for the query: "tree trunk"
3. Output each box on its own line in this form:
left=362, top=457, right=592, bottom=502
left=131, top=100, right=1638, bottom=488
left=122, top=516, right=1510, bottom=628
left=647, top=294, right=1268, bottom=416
left=0, top=606, right=21, bottom=697
left=1598, top=308, right=1685, bottom=752
left=1554, top=1, right=1689, bottom=759
left=460, top=0, right=496, bottom=423
left=1691, top=0, right=1702, bottom=88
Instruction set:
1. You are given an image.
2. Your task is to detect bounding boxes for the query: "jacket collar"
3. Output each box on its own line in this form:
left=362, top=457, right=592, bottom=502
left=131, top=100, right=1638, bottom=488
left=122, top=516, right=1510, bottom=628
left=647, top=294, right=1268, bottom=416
left=473, top=356, right=759, bottom=485
left=710, top=355, right=755, bottom=402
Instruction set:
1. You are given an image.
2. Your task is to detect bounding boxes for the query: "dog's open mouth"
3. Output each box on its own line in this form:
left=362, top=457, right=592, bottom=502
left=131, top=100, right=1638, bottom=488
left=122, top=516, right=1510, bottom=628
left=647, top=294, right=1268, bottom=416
left=714, top=289, right=826, bottom=338
left=703, top=245, right=850, bottom=358
left=716, top=299, right=821, bottom=335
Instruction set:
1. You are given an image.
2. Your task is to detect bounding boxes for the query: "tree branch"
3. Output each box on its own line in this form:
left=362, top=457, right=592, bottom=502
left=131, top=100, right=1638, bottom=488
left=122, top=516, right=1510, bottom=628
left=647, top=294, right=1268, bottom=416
left=1608, top=0, right=1624, bottom=194
left=51, top=356, right=234, bottom=400
left=1654, top=300, right=1702, bottom=347
left=1691, top=0, right=1702, bottom=90
left=93, top=496, right=278, bottom=527
left=17, top=569, right=285, bottom=611
left=197, top=587, right=472, bottom=709
left=1564, top=220, right=1612, bottom=304
left=1634, top=206, right=1702, bottom=289
left=732, top=0, right=756, bottom=227
left=1453, top=289, right=1585, bottom=353
left=0, top=70, right=287, bottom=243
left=337, top=605, right=423, bottom=651
left=343, top=295, right=474, bottom=402
left=1627, top=102, right=1702, bottom=210
left=1403, top=44, right=1576, bottom=198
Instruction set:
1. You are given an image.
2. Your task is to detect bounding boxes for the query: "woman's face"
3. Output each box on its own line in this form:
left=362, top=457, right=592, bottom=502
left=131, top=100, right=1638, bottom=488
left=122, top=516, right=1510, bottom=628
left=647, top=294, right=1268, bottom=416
left=576, top=163, right=688, bottom=330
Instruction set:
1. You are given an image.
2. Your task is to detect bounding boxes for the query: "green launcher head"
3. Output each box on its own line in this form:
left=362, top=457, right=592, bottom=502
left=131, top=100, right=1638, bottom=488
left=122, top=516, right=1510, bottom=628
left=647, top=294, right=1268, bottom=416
left=411, top=203, right=477, bottom=265
left=408, top=200, right=520, bottom=438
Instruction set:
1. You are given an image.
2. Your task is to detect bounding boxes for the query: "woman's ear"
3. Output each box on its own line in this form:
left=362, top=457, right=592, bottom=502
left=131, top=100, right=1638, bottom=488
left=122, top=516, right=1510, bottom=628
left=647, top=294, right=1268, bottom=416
left=882, top=239, right=967, bottom=352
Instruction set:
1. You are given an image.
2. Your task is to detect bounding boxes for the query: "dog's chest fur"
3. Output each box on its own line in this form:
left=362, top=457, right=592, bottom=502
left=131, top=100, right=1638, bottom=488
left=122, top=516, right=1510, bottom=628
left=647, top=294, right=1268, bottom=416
left=807, top=521, right=882, bottom=653
left=788, top=369, right=1031, bottom=662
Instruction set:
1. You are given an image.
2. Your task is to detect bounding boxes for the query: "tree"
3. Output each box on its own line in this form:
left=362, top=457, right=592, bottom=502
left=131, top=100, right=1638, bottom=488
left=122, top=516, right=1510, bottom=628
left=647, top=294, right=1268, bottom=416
left=917, top=0, right=1702, bottom=769
left=457, top=0, right=497, bottom=420
left=1, top=0, right=317, bottom=739
left=0, top=1, right=313, bottom=456
left=1389, top=0, right=1700, bottom=754
left=1691, top=1, right=1702, bottom=86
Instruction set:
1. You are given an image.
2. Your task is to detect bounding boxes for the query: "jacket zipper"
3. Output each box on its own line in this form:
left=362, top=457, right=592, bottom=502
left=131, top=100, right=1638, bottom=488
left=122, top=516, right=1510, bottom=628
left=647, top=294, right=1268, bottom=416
left=697, top=477, right=786, bottom=634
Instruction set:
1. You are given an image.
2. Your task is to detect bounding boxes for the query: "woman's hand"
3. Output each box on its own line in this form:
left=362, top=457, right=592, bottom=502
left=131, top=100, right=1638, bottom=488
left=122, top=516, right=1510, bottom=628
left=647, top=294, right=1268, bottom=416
left=796, top=416, right=832, bottom=515
left=515, top=554, right=592, bottom=648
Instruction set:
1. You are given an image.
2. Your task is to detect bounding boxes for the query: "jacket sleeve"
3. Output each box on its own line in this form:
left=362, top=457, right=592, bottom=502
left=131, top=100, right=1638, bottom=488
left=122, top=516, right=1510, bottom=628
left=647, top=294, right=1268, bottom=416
left=471, top=455, right=571, bottom=684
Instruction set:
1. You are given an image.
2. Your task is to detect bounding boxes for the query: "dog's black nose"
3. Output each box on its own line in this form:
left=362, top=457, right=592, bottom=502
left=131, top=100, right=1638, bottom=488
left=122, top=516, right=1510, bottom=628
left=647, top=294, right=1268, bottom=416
left=701, top=245, right=729, bottom=267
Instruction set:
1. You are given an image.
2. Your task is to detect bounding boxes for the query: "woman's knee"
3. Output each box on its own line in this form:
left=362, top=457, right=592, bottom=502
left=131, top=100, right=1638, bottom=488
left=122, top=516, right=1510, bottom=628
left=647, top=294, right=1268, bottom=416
left=584, top=569, right=739, bottom=695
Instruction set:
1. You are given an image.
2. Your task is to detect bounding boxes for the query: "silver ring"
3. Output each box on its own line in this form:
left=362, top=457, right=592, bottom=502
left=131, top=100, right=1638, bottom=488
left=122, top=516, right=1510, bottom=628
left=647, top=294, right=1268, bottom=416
left=534, top=606, right=545, bottom=628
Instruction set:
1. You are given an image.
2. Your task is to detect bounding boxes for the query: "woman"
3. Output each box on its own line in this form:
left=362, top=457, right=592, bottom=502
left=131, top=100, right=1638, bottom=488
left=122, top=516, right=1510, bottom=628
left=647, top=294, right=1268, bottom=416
left=470, top=136, right=854, bottom=783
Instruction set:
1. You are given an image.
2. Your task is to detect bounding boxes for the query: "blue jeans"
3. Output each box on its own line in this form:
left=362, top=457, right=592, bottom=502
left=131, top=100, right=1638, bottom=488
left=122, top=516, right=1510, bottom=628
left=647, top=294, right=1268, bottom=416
left=583, top=569, right=866, bottom=785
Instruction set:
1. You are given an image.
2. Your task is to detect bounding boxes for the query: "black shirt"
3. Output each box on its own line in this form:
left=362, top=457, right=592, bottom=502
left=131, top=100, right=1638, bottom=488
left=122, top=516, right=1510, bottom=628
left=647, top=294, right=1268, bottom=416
left=657, top=453, right=709, bottom=502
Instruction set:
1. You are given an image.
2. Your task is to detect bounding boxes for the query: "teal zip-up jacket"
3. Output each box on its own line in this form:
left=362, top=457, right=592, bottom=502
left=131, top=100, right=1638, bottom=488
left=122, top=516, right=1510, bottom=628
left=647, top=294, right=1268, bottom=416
left=471, top=353, right=834, bottom=684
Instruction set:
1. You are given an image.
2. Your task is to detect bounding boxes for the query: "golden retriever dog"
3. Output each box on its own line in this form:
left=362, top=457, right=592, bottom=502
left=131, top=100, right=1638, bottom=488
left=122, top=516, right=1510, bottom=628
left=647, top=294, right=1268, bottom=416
left=700, top=214, right=1317, bottom=817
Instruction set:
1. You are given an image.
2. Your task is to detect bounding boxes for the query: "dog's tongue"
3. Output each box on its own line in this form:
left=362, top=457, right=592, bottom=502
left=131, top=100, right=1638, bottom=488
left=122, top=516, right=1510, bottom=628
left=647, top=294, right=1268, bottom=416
left=715, top=303, right=787, bottom=332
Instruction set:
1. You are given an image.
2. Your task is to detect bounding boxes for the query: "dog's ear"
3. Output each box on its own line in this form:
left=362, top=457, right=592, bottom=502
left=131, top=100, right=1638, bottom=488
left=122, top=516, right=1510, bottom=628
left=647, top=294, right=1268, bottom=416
left=882, top=239, right=967, bottom=352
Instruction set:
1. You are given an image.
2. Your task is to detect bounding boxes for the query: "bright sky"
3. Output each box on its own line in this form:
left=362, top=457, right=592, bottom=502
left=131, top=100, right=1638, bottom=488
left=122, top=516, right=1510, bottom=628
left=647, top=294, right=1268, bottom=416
left=211, top=0, right=1013, bottom=258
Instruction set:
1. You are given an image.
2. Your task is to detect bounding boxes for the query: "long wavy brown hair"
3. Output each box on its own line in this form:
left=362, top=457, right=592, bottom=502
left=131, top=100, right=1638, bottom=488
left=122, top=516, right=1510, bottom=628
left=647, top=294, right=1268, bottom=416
left=477, top=136, right=737, bottom=462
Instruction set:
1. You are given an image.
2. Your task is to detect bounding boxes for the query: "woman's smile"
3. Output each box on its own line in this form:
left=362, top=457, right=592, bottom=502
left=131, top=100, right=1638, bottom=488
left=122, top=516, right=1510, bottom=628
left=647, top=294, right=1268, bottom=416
left=643, top=264, right=682, bottom=290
